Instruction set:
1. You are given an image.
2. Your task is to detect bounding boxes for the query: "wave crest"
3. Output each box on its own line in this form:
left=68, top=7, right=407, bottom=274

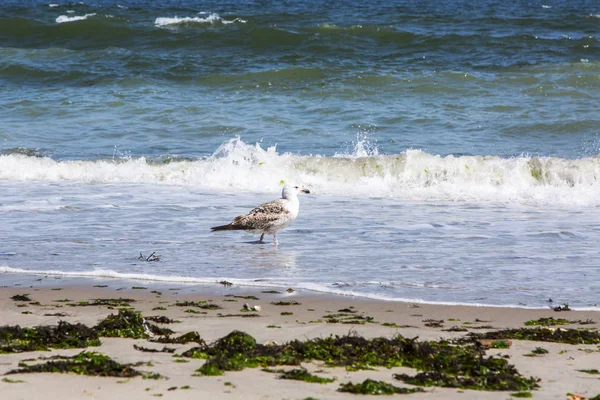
left=1, top=138, right=599, bottom=206
left=155, top=13, right=247, bottom=27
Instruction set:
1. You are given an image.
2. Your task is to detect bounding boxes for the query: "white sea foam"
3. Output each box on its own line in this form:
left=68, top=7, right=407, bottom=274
left=56, top=13, right=96, bottom=23
left=155, top=13, right=246, bottom=27
left=1, top=138, right=600, bottom=206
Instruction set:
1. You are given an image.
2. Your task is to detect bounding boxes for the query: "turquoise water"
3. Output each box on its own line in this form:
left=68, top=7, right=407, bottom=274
left=1, top=1, right=599, bottom=307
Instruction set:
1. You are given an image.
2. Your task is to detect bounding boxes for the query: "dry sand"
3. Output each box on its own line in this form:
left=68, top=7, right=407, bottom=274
left=1, top=280, right=599, bottom=400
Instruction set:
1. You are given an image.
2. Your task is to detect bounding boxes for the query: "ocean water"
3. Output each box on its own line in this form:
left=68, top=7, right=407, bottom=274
left=1, top=0, right=600, bottom=308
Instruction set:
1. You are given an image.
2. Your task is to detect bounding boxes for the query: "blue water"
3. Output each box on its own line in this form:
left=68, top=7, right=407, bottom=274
left=1, top=0, right=600, bottom=308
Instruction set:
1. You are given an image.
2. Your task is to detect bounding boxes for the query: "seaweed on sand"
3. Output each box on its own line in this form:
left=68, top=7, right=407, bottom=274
left=10, top=294, right=31, bottom=302
left=0, top=322, right=100, bottom=353
left=465, top=327, right=600, bottom=345
left=94, top=310, right=154, bottom=339
left=338, top=379, right=423, bottom=394
left=279, top=368, right=335, bottom=384
left=524, top=317, right=571, bottom=326
left=152, top=331, right=205, bottom=345
left=182, top=330, right=539, bottom=391
left=94, top=310, right=147, bottom=339
left=6, top=351, right=141, bottom=377
left=175, top=301, right=221, bottom=310
left=68, top=298, right=136, bottom=307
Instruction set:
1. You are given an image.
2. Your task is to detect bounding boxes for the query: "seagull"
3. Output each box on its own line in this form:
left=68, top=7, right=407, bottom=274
left=211, top=185, right=310, bottom=245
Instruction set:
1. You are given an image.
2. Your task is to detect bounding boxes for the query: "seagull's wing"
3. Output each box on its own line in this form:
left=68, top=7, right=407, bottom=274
left=230, top=199, right=290, bottom=230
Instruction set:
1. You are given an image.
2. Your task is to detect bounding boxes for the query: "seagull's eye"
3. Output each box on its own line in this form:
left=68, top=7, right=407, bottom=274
left=294, top=186, right=299, bottom=189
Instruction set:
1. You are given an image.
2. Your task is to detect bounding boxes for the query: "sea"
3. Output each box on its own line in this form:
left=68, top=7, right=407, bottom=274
left=1, top=0, right=600, bottom=309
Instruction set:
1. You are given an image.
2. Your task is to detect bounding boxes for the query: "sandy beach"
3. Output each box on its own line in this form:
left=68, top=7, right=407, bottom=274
left=0, top=279, right=599, bottom=400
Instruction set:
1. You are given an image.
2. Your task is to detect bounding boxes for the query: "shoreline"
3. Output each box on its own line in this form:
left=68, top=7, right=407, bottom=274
left=1, top=282, right=600, bottom=399
left=2, top=271, right=598, bottom=311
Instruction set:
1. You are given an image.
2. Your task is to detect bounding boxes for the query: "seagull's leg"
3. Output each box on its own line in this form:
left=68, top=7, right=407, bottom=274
left=259, top=233, right=265, bottom=243
left=273, top=234, right=278, bottom=245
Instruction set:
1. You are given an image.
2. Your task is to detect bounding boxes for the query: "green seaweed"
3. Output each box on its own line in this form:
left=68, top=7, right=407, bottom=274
left=531, top=347, right=548, bottom=355
left=175, top=301, right=221, bottom=310
left=197, top=362, right=224, bottom=376
left=94, top=310, right=148, bottom=339
left=68, top=298, right=136, bottom=307
left=490, top=340, right=511, bottom=349
left=7, top=351, right=141, bottom=377
left=279, top=368, right=334, bottom=384
left=510, top=392, right=533, bottom=398
left=0, top=321, right=100, bottom=353
left=281, top=312, right=293, bottom=316
left=2, top=378, right=25, bottom=383
left=261, top=290, right=281, bottom=294
left=466, top=327, right=600, bottom=345
left=524, top=317, right=571, bottom=326
left=338, top=379, right=423, bottom=395
left=577, top=369, right=600, bottom=374
left=181, top=330, right=538, bottom=391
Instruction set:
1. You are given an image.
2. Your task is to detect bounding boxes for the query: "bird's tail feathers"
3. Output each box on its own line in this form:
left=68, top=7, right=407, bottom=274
left=211, top=223, right=248, bottom=232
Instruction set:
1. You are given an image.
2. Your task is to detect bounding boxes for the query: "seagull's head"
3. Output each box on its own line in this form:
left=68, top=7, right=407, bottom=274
left=282, top=184, right=310, bottom=199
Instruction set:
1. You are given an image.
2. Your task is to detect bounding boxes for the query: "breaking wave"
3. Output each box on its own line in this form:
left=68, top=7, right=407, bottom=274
left=1, top=138, right=600, bottom=206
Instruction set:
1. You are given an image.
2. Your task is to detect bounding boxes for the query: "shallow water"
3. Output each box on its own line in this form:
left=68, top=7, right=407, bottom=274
left=1, top=0, right=600, bottom=308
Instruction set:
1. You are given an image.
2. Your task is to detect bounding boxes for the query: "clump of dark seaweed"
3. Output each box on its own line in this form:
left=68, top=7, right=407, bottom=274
left=442, top=326, right=469, bottom=332
left=0, top=321, right=100, bottom=353
left=225, top=294, right=260, bottom=300
left=279, top=368, right=335, bottom=384
left=133, top=344, right=176, bottom=353
left=465, top=327, right=600, bottom=345
left=152, top=331, right=205, bottom=345
left=145, top=316, right=178, bottom=324
left=175, top=301, right=221, bottom=310
left=394, top=369, right=539, bottom=391
left=94, top=310, right=149, bottom=339
left=182, top=330, right=538, bottom=390
left=423, top=319, right=444, bottom=328
left=271, top=301, right=301, bottom=306
left=218, top=313, right=261, bottom=318
left=7, top=351, right=141, bottom=377
left=338, top=379, right=423, bottom=395
left=68, top=298, right=136, bottom=307
left=10, top=294, right=31, bottom=302
left=147, top=324, right=175, bottom=337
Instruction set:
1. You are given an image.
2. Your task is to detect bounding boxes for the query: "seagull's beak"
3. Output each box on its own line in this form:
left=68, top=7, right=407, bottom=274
left=301, top=188, right=310, bottom=194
